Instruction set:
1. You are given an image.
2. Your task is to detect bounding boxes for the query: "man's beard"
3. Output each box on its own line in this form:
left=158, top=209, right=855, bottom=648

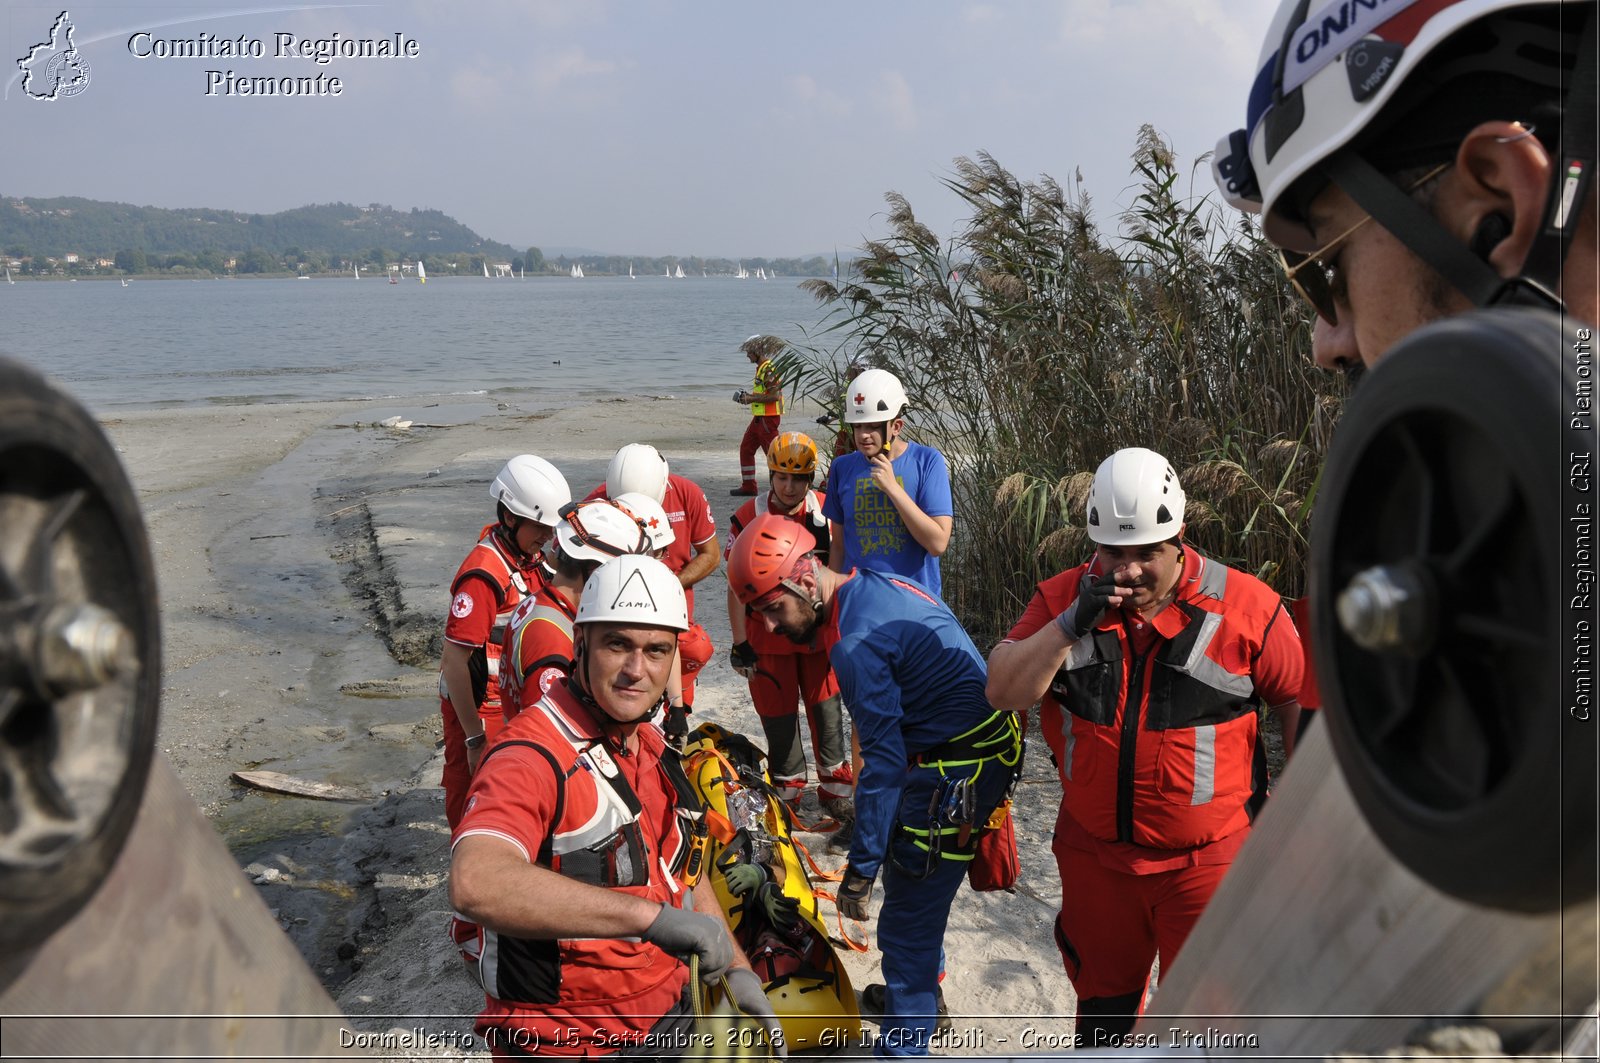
left=779, top=611, right=822, bottom=645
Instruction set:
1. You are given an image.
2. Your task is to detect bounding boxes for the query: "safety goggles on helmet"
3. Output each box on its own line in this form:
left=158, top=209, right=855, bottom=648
left=1279, top=161, right=1452, bottom=324
left=556, top=500, right=651, bottom=561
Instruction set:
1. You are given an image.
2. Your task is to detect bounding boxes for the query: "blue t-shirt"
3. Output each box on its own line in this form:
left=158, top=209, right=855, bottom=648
left=821, top=441, right=953, bottom=596
left=824, top=569, right=993, bottom=879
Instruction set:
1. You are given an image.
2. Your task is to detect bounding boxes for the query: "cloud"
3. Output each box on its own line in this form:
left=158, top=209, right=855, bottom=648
left=874, top=70, right=916, bottom=132
left=786, top=74, right=852, bottom=119
left=531, top=46, right=619, bottom=93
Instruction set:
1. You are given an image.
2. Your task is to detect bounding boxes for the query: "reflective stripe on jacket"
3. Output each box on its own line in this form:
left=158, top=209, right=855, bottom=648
left=439, top=527, right=534, bottom=713
left=477, top=685, right=701, bottom=1015
left=1039, top=550, right=1286, bottom=850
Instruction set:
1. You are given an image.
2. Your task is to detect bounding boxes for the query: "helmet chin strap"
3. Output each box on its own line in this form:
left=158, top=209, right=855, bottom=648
left=569, top=635, right=663, bottom=745
left=1324, top=6, right=1595, bottom=315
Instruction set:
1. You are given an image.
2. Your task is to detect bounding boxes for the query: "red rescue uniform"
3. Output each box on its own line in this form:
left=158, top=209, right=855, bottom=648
left=1001, top=547, right=1302, bottom=1012
left=499, top=583, right=578, bottom=721
left=454, top=681, right=699, bottom=1058
left=441, top=523, right=547, bottom=831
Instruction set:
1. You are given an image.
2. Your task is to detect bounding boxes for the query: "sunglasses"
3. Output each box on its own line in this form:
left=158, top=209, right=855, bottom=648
left=558, top=501, right=648, bottom=558
left=1279, top=162, right=1452, bottom=325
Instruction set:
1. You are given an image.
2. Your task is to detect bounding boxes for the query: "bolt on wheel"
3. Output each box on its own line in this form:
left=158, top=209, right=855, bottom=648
left=0, top=357, right=160, bottom=951
left=1311, top=309, right=1595, bottom=914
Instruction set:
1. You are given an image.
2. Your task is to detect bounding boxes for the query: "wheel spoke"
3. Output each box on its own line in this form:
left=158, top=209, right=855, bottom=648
left=20, top=488, right=86, bottom=599
left=1391, top=424, right=1435, bottom=556
left=1370, top=654, right=1420, bottom=744
left=1442, top=473, right=1519, bottom=577
left=1454, top=612, right=1543, bottom=649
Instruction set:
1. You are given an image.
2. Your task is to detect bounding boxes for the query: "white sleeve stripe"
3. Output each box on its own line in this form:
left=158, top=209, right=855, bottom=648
left=452, top=829, right=531, bottom=862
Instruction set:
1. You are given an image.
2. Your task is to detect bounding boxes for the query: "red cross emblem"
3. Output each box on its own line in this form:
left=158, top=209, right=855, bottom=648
left=854, top=393, right=865, bottom=404
left=647, top=517, right=659, bottom=529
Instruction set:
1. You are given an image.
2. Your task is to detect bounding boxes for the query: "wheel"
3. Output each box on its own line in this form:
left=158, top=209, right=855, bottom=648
left=1310, top=308, right=1595, bottom=913
left=0, top=357, right=160, bottom=951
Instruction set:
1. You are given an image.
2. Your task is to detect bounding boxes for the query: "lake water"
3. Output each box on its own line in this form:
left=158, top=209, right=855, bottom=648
left=1, top=274, right=833, bottom=412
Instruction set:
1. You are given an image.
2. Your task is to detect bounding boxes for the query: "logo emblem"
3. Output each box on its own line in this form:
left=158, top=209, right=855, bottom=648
left=451, top=592, right=474, bottom=619
left=18, top=11, right=91, bottom=101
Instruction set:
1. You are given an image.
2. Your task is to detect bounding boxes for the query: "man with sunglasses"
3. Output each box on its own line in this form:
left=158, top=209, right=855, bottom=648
left=986, top=449, right=1304, bottom=1047
left=1213, top=0, right=1596, bottom=373
left=501, top=500, right=653, bottom=721
left=728, top=513, right=1022, bottom=1057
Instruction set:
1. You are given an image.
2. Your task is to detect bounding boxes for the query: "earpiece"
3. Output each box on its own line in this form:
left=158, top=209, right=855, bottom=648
left=1469, top=213, right=1512, bottom=261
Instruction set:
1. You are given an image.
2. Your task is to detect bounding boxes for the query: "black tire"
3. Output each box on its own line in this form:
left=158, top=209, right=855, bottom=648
left=0, top=357, right=160, bottom=951
left=1311, top=308, right=1595, bottom=913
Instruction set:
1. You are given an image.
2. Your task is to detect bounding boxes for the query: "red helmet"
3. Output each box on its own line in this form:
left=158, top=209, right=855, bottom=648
left=727, top=513, right=816, bottom=606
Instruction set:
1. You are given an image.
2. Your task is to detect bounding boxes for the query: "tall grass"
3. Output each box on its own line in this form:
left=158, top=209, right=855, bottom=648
left=787, top=128, right=1348, bottom=644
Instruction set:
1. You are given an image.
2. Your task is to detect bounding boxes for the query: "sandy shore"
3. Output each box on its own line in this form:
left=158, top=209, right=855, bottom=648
left=101, top=390, right=1079, bottom=1057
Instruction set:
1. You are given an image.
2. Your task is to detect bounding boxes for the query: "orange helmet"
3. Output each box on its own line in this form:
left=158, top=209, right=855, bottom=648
left=767, top=432, right=818, bottom=477
left=727, top=513, right=816, bottom=606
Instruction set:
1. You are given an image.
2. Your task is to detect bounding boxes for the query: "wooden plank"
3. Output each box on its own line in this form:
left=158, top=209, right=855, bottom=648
left=232, top=769, right=373, bottom=802
left=0, top=756, right=365, bottom=1058
left=1143, top=725, right=1588, bottom=1054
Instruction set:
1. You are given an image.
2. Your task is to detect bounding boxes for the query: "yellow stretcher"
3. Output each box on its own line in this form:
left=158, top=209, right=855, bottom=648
left=682, top=722, right=862, bottom=1052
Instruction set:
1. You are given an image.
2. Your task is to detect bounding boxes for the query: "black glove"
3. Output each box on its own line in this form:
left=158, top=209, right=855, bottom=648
left=725, top=968, right=787, bottom=1058
left=754, top=881, right=801, bottom=930
left=662, top=703, right=689, bottom=747
left=1055, top=572, right=1120, bottom=640
left=642, top=903, right=733, bottom=982
left=836, top=865, right=874, bottom=921
left=729, top=641, right=758, bottom=679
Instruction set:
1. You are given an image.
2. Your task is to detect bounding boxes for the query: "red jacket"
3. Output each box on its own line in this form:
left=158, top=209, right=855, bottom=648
left=1016, top=549, right=1302, bottom=850
left=441, top=524, right=546, bottom=719
left=499, top=583, right=578, bottom=720
left=726, top=489, right=831, bottom=656
left=456, top=682, right=699, bottom=1055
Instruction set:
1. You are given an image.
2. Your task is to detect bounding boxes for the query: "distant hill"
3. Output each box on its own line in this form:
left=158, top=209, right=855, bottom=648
left=0, top=196, right=517, bottom=260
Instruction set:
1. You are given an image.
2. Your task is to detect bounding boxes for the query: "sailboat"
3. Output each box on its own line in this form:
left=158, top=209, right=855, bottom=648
left=388, top=268, right=398, bottom=284
left=5, top=264, right=14, bottom=284
left=353, top=262, right=360, bottom=280
left=417, top=260, right=427, bottom=284
left=519, top=265, right=524, bottom=279
left=570, top=263, right=585, bottom=278
left=674, top=264, right=685, bottom=279
left=121, top=278, right=130, bottom=287
left=664, top=264, right=672, bottom=278
left=484, top=261, right=491, bottom=279
left=629, top=262, right=635, bottom=279
left=736, top=262, right=749, bottom=279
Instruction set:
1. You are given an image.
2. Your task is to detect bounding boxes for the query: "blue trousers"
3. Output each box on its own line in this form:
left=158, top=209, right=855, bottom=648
left=873, top=757, right=1014, bottom=1057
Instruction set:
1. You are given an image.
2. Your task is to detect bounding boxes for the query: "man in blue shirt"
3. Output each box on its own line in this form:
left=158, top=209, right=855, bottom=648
left=822, top=369, right=953, bottom=596
left=727, top=513, right=1022, bottom=1057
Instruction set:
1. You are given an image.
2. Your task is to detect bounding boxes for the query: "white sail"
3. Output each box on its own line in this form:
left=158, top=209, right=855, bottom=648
left=417, top=261, right=426, bottom=283
left=6, top=264, right=14, bottom=284
left=353, top=262, right=360, bottom=279
left=629, top=262, right=635, bottom=279
left=484, top=261, right=490, bottom=278
left=675, top=264, right=685, bottom=279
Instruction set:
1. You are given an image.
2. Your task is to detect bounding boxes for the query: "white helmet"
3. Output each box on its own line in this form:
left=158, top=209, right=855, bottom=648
left=490, top=455, right=571, bottom=525
left=552, top=500, right=652, bottom=563
left=844, top=368, right=909, bottom=425
left=606, top=443, right=670, bottom=504
left=1214, top=0, right=1581, bottom=250
left=576, top=554, right=689, bottom=632
left=1085, top=448, right=1186, bottom=547
left=611, top=491, right=676, bottom=551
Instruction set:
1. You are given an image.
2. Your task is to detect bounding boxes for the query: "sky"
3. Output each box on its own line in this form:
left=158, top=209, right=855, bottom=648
left=3, top=0, right=1278, bottom=258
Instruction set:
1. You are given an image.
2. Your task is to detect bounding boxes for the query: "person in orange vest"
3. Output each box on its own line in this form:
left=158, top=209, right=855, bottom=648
left=440, top=454, right=570, bottom=833
left=986, top=448, right=1304, bottom=1047
left=724, top=432, right=854, bottom=821
left=730, top=334, right=784, bottom=496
